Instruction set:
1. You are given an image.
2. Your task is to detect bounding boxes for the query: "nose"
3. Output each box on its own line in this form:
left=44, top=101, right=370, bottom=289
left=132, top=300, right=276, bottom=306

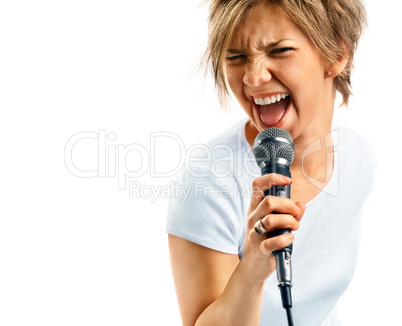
left=243, top=62, right=272, bottom=87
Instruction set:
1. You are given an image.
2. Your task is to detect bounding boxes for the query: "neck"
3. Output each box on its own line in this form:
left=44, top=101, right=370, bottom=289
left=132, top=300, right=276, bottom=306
left=291, top=132, right=334, bottom=183
left=291, top=107, right=334, bottom=180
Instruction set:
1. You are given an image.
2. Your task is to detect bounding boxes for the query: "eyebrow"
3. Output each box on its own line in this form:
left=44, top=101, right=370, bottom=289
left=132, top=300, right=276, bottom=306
left=226, top=39, right=294, bottom=54
left=226, top=48, right=246, bottom=54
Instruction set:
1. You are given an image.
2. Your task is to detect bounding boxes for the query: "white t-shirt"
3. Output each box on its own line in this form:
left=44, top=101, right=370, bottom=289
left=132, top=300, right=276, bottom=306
left=166, top=119, right=375, bottom=326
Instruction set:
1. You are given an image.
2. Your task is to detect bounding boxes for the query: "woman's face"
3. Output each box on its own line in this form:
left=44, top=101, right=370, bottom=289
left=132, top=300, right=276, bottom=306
left=225, top=4, right=334, bottom=143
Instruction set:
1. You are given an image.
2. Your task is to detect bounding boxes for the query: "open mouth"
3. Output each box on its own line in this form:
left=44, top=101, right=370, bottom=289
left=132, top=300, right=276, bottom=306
left=253, top=93, right=291, bottom=127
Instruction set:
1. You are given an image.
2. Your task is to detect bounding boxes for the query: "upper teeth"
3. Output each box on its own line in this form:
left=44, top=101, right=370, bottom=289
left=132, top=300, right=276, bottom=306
left=253, top=93, right=289, bottom=105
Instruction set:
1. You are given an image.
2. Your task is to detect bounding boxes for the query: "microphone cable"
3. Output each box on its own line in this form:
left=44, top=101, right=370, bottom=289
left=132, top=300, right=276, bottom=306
left=278, top=280, right=294, bottom=326
left=285, top=306, right=294, bottom=326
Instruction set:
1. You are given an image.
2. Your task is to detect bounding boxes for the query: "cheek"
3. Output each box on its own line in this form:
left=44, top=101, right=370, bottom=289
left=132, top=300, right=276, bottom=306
left=226, top=68, right=246, bottom=101
left=288, top=63, right=325, bottom=105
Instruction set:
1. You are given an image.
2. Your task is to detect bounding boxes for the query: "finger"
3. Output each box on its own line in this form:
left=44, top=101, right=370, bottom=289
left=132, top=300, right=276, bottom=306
left=260, top=233, right=295, bottom=256
left=259, top=196, right=302, bottom=217
left=295, top=201, right=305, bottom=222
left=249, top=196, right=302, bottom=227
left=248, top=174, right=291, bottom=214
left=260, top=213, right=300, bottom=233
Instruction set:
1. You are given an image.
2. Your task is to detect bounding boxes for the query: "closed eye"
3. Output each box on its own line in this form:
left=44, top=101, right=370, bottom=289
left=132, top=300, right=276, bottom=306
left=270, top=47, right=294, bottom=55
left=226, top=54, right=247, bottom=61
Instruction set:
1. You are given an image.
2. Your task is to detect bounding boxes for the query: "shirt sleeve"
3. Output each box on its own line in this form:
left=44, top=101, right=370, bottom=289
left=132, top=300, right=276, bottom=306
left=166, top=164, right=244, bottom=255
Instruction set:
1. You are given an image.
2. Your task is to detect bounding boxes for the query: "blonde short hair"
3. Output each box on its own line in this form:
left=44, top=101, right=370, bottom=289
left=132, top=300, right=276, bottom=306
left=203, top=0, right=367, bottom=107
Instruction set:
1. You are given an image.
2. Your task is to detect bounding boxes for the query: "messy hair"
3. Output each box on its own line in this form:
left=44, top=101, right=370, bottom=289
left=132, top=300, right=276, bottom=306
left=203, top=0, right=367, bottom=107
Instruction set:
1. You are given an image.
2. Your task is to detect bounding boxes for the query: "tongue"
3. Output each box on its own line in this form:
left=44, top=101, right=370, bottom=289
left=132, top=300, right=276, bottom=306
left=259, top=101, right=287, bottom=126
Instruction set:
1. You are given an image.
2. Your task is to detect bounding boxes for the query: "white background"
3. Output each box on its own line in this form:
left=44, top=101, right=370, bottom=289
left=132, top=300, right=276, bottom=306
left=0, top=0, right=401, bottom=325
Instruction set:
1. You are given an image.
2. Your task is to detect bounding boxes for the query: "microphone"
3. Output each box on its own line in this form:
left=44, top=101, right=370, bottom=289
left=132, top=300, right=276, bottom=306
left=253, top=127, right=295, bottom=324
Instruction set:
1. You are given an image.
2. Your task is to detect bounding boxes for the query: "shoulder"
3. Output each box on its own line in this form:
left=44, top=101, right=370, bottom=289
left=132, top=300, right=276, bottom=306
left=168, top=118, right=252, bottom=204
left=337, top=128, right=372, bottom=151
left=336, top=127, right=376, bottom=196
left=337, top=128, right=375, bottom=168
left=166, top=120, right=251, bottom=255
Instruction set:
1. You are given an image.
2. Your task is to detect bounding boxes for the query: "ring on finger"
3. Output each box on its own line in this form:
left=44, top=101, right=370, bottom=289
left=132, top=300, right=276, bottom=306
left=254, top=219, right=267, bottom=236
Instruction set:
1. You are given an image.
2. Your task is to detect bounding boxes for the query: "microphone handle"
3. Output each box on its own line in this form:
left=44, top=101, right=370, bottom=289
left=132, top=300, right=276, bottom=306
left=262, top=170, right=293, bottom=308
left=264, top=183, right=293, bottom=255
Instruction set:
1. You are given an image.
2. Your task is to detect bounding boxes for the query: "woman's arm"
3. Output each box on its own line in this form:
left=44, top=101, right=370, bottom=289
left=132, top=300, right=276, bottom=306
left=169, top=174, right=304, bottom=326
left=169, top=235, right=264, bottom=326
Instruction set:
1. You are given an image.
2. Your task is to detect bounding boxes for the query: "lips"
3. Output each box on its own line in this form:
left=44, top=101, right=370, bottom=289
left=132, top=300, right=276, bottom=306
left=252, top=93, right=291, bottom=127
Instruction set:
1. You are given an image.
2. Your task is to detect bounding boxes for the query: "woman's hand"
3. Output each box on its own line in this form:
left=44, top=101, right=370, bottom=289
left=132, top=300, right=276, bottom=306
left=241, top=173, right=305, bottom=284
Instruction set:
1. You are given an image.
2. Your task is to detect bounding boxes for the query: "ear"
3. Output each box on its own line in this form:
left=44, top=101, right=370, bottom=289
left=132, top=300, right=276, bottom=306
left=325, top=42, right=349, bottom=78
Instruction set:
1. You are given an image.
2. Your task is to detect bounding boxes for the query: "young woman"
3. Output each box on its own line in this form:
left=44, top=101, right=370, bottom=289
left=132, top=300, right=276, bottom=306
left=167, top=1, right=374, bottom=325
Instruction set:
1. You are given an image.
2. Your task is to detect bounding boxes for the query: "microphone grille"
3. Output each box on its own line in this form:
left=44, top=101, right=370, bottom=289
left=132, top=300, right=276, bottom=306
left=253, top=127, right=295, bottom=165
